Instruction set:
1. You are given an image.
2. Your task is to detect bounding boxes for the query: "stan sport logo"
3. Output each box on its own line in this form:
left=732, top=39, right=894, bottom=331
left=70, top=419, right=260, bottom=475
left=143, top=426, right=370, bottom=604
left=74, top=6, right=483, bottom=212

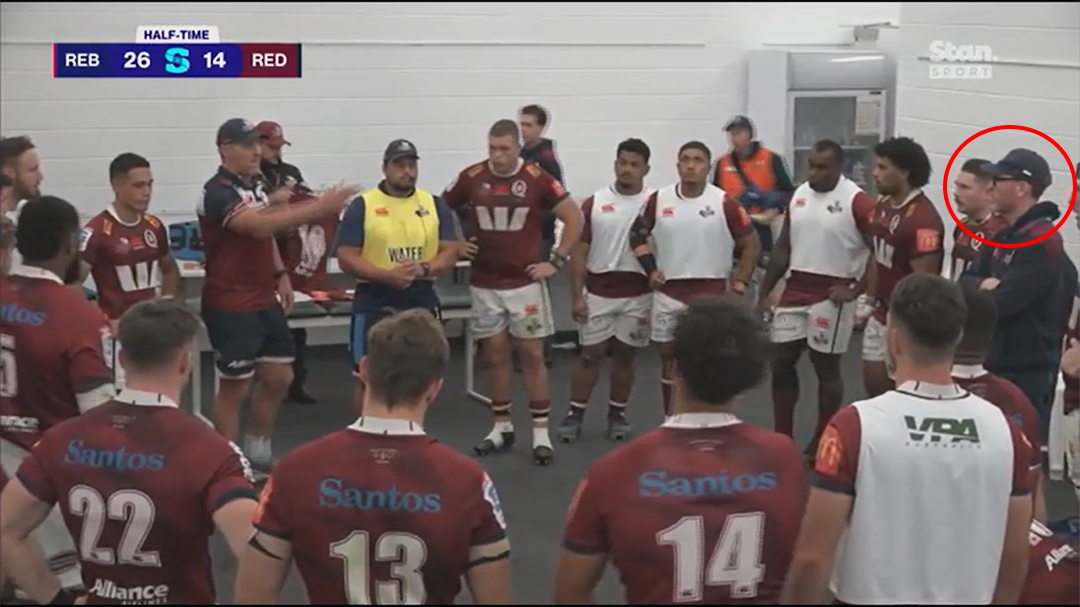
left=928, top=40, right=996, bottom=80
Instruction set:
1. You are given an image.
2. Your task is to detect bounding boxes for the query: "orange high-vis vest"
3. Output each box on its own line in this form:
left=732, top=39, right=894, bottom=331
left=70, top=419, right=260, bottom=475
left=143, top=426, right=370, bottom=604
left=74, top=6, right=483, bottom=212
left=713, top=147, right=778, bottom=203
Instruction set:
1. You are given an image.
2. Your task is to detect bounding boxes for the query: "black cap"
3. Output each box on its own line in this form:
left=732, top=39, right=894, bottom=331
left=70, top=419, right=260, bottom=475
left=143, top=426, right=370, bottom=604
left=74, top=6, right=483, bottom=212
left=383, top=139, right=419, bottom=162
left=982, top=148, right=1052, bottom=189
left=216, top=118, right=260, bottom=146
left=724, top=115, right=755, bottom=135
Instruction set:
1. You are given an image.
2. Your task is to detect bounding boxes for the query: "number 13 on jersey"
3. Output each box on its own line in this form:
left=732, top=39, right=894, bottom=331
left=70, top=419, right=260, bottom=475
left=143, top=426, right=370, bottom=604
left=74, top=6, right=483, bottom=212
left=657, top=513, right=766, bottom=602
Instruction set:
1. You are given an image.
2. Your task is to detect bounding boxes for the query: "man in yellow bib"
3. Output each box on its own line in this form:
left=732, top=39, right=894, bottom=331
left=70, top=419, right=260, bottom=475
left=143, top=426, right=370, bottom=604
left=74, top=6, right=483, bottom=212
left=336, top=139, right=461, bottom=409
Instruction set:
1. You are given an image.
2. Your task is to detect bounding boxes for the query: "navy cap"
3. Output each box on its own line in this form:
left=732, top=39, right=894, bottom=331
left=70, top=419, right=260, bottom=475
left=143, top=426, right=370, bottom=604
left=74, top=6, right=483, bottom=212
left=216, top=118, right=260, bottom=146
left=982, top=148, right=1052, bottom=189
left=383, top=139, right=419, bottom=162
left=724, top=115, right=755, bottom=135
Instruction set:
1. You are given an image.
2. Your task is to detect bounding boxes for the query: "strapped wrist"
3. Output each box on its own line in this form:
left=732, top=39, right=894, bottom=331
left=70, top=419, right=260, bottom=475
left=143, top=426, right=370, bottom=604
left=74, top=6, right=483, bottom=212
left=637, top=253, right=658, bottom=275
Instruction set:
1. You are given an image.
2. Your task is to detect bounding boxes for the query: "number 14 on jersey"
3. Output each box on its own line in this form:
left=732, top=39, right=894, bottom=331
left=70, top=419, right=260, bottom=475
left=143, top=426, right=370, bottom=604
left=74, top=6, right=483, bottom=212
left=657, top=513, right=766, bottom=602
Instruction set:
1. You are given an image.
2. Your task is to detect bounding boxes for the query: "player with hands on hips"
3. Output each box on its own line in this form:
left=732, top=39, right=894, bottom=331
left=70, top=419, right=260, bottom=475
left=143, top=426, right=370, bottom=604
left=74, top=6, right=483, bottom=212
left=441, top=119, right=582, bottom=466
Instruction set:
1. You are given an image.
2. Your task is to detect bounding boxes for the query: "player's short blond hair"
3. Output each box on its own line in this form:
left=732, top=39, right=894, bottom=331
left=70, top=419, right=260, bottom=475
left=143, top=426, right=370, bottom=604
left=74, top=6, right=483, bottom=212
left=366, top=309, right=449, bottom=407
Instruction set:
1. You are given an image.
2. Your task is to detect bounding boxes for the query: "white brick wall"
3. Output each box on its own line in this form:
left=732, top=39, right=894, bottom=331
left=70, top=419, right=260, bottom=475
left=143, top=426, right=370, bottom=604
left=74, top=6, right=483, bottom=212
left=1, top=2, right=897, bottom=221
left=895, top=2, right=1080, bottom=262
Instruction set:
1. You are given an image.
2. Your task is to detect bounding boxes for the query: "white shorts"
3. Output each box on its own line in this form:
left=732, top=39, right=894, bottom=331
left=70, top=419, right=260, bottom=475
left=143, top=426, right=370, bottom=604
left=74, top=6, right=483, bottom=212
left=0, top=438, right=82, bottom=589
left=1048, top=373, right=1080, bottom=499
left=651, top=291, right=689, bottom=344
left=470, top=282, right=555, bottom=340
left=578, top=292, right=652, bottom=348
left=861, top=315, right=887, bottom=362
left=771, top=299, right=857, bottom=354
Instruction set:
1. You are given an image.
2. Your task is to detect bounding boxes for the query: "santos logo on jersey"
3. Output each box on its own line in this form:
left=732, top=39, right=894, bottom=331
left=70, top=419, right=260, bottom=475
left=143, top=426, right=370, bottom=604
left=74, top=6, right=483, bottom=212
left=318, top=477, right=442, bottom=513
left=0, top=303, right=46, bottom=326
left=62, top=440, right=166, bottom=471
left=638, top=470, right=778, bottom=498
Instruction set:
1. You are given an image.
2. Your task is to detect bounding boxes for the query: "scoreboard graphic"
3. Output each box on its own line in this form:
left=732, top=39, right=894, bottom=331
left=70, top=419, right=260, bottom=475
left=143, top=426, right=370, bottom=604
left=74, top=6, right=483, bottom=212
left=53, top=26, right=301, bottom=78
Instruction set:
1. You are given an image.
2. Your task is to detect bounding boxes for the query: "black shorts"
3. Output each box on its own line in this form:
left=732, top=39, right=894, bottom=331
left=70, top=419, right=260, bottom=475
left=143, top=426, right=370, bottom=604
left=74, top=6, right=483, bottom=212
left=202, top=305, right=296, bottom=379
left=350, top=306, right=440, bottom=374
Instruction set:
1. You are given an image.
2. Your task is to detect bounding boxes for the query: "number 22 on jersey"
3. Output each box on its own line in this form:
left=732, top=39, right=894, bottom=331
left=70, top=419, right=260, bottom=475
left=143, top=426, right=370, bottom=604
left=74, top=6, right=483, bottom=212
left=657, top=512, right=766, bottom=602
left=332, top=530, right=428, bottom=604
left=69, top=485, right=160, bottom=567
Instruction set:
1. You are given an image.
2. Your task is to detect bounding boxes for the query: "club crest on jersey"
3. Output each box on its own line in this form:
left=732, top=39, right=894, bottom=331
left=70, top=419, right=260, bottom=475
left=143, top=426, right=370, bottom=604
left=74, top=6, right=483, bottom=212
left=826, top=200, right=842, bottom=214
left=888, top=214, right=901, bottom=234
left=370, top=448, right=398, bottom=464
left=511, top=179, right=528, bottom=198
left=699, top=205, right=716, bottom=218
left=144, top=229, right=158, bottom=248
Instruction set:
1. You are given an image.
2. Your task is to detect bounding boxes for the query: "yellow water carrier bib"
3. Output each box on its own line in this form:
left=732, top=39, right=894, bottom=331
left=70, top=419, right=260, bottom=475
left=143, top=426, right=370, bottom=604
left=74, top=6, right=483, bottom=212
left=357, top=187, right=440, bottom=272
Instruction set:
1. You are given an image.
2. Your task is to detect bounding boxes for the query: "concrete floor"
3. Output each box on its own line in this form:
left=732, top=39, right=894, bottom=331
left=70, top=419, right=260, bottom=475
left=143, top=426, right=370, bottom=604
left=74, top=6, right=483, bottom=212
left=197, top=342, right=1079, bottom=605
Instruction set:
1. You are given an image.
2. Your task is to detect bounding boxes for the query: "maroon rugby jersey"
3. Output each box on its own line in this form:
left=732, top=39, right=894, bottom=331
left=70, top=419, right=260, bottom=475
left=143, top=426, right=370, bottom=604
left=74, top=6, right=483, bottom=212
left=869, top=191, right=945, bottom=322
left=442, top=160, right=569, bottom=290
left=562, top=414, right=806, bottom=604
left=951, top=366, right=1041, bottom=452
left=1019, top=520, right=1080, bottom=605
left=0, top=267, right=112, bottom=452
left=253, top=418, right=510, bottom=604
left=16, top=389, right=257, bottom=604
left=81, top=208, right=171, bottom=320
left=949, top=214, right=1008, bottom=281
left=277, top=190, right=339, bottom=293
left=197, top=168, right=278, bottom=311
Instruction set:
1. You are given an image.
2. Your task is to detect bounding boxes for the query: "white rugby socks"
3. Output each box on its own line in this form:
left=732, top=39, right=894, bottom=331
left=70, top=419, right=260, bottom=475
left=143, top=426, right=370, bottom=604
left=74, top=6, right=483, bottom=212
left=485, top=421, right=514, bottom=448
left=245, top=434, right=272, bottom=464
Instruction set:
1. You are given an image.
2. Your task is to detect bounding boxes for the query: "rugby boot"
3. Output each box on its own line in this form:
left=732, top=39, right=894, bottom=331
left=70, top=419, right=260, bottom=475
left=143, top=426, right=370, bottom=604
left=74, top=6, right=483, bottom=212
left=607, top=414, right=632, bottom=441
left=533, top=444, right=554, bottom=466
left=557, top=412, right=584, bottom=443
left=473, top=428, right=515, bottom=457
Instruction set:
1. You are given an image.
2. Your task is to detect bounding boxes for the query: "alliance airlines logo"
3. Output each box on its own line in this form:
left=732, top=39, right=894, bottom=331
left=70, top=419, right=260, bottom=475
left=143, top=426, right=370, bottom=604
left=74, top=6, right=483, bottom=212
left=928, top=40, right=995, bottom=80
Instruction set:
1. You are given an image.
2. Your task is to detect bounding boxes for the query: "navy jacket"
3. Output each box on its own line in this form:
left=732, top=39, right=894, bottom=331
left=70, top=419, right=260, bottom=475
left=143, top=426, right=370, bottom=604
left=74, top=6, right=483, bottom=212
left=961, top=201, right=1078, bottom=372
left=521, top=139, right=565, bottom=241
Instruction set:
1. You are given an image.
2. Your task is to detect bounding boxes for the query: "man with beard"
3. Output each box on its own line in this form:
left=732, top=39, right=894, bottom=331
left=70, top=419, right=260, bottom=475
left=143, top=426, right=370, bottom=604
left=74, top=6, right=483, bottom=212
left=78, top=154, right=180, bottom=387
left=559, top=138, right=654, bottom=443
left=950, top=158, right=1009, bottom=280
left=0, top=196, right=115, bottom=598
left=628, top=141, right=759, bottom=418
left=758, top=140, right=876, bottom=465
left=961, top=148, right=1079, bottom=443
left=258, top=120, right=320, bottom=405
left=337, top=139, right=460, bottom=413
left=0, top=136, right=45, bottom=275
left=862, top=136, right=945, bottom=397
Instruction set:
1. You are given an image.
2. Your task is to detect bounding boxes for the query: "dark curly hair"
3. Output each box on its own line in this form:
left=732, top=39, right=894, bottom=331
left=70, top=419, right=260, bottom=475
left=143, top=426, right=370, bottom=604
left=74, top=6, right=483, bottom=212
left=672, top=297, right=770, bottom=406
left=874, top=136, right=932, bottom=188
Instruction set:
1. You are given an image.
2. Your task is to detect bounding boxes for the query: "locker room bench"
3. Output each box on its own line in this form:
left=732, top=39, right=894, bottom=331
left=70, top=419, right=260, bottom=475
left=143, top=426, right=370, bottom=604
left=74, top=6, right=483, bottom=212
left=174, top=260, right=486, bottom=421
